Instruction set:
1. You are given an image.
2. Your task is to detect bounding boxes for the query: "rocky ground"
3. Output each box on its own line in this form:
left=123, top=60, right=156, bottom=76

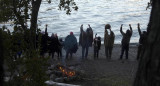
left=47, top=44, right=139, bottom=86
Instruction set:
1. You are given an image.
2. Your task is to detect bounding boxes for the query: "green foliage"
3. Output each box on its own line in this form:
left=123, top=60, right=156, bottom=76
left=0, top=0, right=14, bottom=22
left=0, top=26, right=4, bottom=86
left=1, top=26, right=49, bottom=86
left=0, top=0, right=30, bottom=27
left=58, top=0, right=78, bottom=15
left=0, top=0, right=78, bottom=85
left=24, top=56, right=49, bottom=86
left=0, top=0, right=78, bottom=24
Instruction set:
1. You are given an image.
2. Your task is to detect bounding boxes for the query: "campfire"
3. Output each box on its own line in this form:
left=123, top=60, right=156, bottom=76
left=46, top=63, right=85, bottom=85
left=46, top=64, right=85, bottom=86
left=59, top=66, right=76, bottom=77
left=48, top=64, right=79, bottom=82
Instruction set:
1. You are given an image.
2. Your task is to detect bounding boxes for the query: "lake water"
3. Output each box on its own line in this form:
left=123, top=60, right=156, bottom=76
left=2, top=0, right=151, bottom=44
left=39, top=0, right=151, bottom=44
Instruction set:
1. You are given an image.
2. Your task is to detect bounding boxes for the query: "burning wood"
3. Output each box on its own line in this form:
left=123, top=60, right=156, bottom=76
left=47, top=64, right=84, bottom=83
left=59, top=66, right=76, bottom=77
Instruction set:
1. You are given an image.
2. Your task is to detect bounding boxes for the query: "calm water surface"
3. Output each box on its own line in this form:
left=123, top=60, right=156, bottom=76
left=37, top=0, right=151, bottom=43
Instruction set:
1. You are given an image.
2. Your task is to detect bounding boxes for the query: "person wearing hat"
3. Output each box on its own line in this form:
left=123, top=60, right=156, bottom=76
left=104, top=24, right=115, bottom=60
left=64, top=31, right=78, bottom=59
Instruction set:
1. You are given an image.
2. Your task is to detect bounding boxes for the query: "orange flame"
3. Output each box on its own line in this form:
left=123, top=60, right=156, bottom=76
left=59, top=66, right=76, bottom=77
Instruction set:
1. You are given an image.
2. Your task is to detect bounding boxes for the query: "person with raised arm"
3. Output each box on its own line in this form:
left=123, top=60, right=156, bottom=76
left=104, top=24, right=115, bottom=60
left=40, top=24, right=49, bottom=57
left=120, top=24, right=133, bottom=60
left=79, top=24, right=93, bottom=59
left=137, top=23, right=147, bottom=60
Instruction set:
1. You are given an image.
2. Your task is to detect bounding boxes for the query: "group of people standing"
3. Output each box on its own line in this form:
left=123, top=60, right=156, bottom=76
left=78, top=23, right=147, bottom=60
left=40, top=23, right=147, bottom=60
left=40, top=24, right=78, bottom=60
left=104, top=23, right=147, bottom=60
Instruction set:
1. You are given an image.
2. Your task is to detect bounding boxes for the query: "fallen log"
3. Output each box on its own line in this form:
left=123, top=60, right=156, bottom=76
left=45, top=80, right=81, bottom=86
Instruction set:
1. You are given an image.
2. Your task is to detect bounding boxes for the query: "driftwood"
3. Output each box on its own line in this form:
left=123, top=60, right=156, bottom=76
left=45, top=80, right=80, bottom=86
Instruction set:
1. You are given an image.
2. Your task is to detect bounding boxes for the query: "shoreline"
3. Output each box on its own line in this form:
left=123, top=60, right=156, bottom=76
left=48, top=44, right=139, bottom=86
left=96, top=43, right=139, bottom=47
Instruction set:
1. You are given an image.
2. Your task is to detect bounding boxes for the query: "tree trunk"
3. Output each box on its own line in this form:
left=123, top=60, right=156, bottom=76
left=30, top=0, right=42, bottom=49
left=134, top=0, right=160, bottom=86
left=0, top=30, right=4, bottom=86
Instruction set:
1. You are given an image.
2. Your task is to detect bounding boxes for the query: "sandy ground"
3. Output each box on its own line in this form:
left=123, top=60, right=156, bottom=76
left=48, top=44, right=139, bottom=86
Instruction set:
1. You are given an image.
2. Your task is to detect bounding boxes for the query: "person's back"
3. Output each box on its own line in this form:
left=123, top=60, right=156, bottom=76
left=121, top=30, right=132, bottom=46
left=64, top=32, right=78, bottom=59
left=107, top=31, right=115, bottom=47
left=137, top=23, right=147, bottom=60
left=86, top=24, right=93, bottom=47
left=104, top=24, right=115, bottom=59
left=40, top=31, right=49, bottom=56
left=97, top=37, right=101, bottom=50
left=104, top=29, right=109, bottom=47
left=104, top=24, right=115, bottom=48
left=50, top=35, right=60, bottom=52
left=93, top=36, right=101, bottom=59
left=139, top=31, right=147, bottom=45
left=120, top=24, right=132, bottom=46
left=120, top=24, right=133, bottom=59
left=64, top=32, right=78, bottom=53
left=79, top=26, right=87, bottom=47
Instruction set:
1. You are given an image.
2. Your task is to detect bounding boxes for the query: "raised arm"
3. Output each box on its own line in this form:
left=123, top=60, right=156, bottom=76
left=80, top=24, right=83, bottom=32
left=129, top=24, right=133, bottom=34
left=79, top=25, right=83, bottom=46
left=120, top=24, right=125, bottom=35
left=95, top=33, right=97, bottom=38
left=104, top=29, right=108, bottom=45
left=79, top=34, right=81, bottom=46
left=137, top=23, right=142, bottom=35
left=45, top=24, right=48, bottom=34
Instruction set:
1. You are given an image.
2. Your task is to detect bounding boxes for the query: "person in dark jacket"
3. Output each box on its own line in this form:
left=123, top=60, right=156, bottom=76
left=40, top=24, right=49, bottom=57
left=93, top=33, right=101, bottom=59
left=86, top=24, right=93, bottom=47
left=79, top=24, right=93, bottom=59
left=58, top=38, right=63, bottom=58
left=104, top=24, right=115, bottom=59
left=64, top=32, right=78, bottom=59
left=120, top=24, right=133, bottom=60
left=49, top=33, right=61, bottom=59
left=137, top=23, right=147, bottom=60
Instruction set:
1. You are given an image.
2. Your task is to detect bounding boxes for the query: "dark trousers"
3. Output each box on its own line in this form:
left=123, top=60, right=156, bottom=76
left=120, top=45, right=129, bottom=59
left=105, top=47, right=113, bottom=59
left=82, top=46, right=89, bottom=59
left=51, top=51, right=60, bottom=59
left=66, top=51, right=72, bottom=59
left=51, top=52, right=55, bottom=59
left=94, top=47, right=99, bottom=59
left=137, top=45, right=145, bottom=60
left=58, top=48, right=62, bottom=58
